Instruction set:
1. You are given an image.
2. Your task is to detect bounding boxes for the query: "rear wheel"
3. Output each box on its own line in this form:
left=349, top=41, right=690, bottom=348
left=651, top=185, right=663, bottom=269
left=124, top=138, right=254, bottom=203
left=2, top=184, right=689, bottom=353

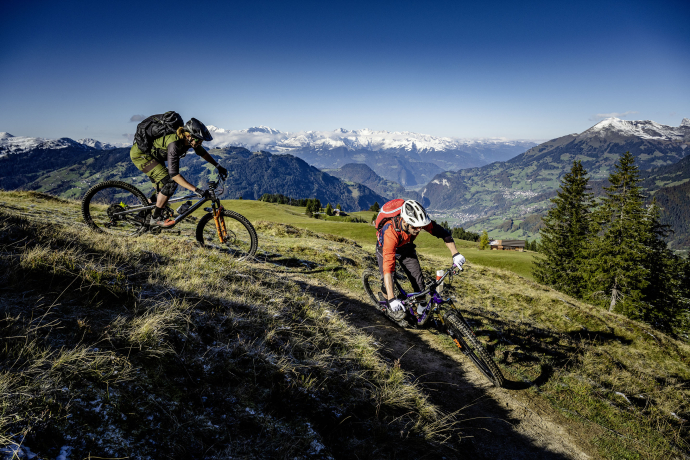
left=444, top=310, right=504, bottom=387
left=81, top=181, right=150, bottom=237
left=195, top=209, right=258, bottom=259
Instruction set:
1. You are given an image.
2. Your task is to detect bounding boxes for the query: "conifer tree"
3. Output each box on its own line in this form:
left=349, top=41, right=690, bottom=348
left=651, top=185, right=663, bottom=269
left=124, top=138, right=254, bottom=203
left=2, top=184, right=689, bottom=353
left=533, top=160, right=593, bottom=297
left=639, top=202, right=690, bottom=331
left=325, top=203, right=334, bottom=216
left=479, top=230, right=490, bottom=250
left=584, top=152, right=649, bottom=315
left=305, top=199, right=314, bottom=216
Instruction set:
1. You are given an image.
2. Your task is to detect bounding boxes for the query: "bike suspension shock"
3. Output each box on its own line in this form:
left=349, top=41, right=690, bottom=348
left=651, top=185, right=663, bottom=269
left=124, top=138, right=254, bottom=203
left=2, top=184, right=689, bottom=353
left=213, top=206, right=228, bottom=243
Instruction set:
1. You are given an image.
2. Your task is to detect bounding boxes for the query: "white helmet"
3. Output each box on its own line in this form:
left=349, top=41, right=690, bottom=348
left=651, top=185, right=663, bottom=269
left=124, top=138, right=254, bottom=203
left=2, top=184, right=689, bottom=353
left=400, top=200, right=431, bottom=227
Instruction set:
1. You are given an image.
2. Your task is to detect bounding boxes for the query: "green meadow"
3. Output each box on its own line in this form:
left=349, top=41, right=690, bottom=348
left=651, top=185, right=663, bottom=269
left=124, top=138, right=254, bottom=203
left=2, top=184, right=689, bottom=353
left=215, top=200, right=540, bottom=280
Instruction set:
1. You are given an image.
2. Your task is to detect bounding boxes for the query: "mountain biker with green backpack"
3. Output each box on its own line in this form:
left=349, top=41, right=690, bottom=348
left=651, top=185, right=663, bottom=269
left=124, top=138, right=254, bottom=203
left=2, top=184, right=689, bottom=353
left=130, top=115, right=228, bottom=227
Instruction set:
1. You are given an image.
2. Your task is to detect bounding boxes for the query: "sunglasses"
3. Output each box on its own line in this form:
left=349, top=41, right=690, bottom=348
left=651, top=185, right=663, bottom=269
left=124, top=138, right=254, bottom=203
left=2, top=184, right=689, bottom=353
left=190, top=137, right=203, bottom=144
left=403, top=222, right=423, bottom=232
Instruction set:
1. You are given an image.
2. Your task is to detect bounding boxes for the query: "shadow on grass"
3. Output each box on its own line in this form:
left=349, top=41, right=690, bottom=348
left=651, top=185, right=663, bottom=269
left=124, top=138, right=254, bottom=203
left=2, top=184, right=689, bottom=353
left=249, top=265, right=583, bottom=460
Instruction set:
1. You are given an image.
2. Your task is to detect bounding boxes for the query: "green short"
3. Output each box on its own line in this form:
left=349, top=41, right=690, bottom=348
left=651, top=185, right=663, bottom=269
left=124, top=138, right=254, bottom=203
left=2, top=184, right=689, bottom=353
left=130, top=145, right=170, bottom=186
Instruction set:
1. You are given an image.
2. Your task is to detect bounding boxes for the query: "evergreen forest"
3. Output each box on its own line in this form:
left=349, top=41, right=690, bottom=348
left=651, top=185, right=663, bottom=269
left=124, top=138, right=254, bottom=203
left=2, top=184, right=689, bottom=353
left=534, top=153, right=690, bottom=337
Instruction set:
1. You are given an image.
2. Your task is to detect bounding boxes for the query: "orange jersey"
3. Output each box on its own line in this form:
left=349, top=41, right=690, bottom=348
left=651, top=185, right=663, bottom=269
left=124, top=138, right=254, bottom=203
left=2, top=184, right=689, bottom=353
left=376, top=217, right=452, bottom=275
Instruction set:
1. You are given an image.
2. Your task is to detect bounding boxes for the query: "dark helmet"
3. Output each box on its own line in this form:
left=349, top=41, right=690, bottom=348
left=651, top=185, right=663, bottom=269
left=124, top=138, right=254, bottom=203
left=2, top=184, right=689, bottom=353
left=184, top=118, right=213, bottom=142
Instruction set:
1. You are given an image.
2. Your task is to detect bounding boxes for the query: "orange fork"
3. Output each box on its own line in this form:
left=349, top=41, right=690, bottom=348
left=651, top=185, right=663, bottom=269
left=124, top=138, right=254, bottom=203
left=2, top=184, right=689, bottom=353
left=213, top=206, right=228, bottom=243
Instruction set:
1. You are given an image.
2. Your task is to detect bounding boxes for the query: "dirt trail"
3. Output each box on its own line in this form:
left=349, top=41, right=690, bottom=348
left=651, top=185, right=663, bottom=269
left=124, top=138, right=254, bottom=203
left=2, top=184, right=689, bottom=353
left=291, top=274, right=593, bottom=460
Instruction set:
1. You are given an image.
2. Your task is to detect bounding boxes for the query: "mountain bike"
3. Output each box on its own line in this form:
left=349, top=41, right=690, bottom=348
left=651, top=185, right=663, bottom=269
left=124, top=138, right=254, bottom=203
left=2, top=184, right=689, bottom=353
left=362, top=265, right=504, bottom=387
left=81, top=177, right=258, bottom=259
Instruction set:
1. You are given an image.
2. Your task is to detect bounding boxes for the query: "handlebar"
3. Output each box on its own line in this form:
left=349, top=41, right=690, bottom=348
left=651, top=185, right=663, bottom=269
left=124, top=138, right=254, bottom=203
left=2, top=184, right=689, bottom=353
left=401, top=265, right=461, bottom=302
left=207, top=176, right=226, bottom=195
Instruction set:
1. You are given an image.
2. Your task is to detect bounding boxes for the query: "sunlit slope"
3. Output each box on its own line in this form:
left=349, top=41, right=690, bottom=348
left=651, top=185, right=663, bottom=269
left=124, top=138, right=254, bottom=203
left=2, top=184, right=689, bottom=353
left=216, top=199, right=539, bottom=279
left=0, top=191, right=461, bottom=459
left=2, top=190, right=688, bottom=459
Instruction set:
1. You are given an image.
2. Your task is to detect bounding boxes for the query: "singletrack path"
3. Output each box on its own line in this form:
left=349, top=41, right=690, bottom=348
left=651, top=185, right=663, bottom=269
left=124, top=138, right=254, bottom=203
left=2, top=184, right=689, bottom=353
left=287, top=272, right=593, bottom=460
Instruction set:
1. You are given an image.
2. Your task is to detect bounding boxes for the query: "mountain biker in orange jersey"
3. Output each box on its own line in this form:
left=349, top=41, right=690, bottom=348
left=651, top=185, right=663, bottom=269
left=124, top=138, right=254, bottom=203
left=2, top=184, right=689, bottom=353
left=129, top=118, right=228, bottom=227
left=376, top=199, right=465, bottom=315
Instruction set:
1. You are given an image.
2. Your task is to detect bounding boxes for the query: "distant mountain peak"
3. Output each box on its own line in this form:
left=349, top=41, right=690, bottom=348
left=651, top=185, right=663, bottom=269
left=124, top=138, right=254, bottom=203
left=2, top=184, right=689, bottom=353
left=681, top=118, right=690, bottom=128
left=246, top=126, right=282, bottom=134
left=77, top=138, right=123, bottom=150
left=582, top=117, right=687, bottom=141
left=0, top=132, right=14, bottom=139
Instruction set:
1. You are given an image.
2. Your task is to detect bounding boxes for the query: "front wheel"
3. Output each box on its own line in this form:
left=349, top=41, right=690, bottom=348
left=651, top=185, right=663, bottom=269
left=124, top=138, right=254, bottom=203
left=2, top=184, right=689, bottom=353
left=196, top=209, right=258, bottom=259
left=362, top=269, right=385, bottom=312
left=444, top=310, right=504, bottom=387
left=81, top=180, right=150, bottom=237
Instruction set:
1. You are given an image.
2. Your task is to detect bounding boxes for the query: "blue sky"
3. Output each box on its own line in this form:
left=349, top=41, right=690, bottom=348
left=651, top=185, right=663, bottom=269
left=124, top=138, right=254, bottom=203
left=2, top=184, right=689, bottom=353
left=1, top=0, right=688, bottom=143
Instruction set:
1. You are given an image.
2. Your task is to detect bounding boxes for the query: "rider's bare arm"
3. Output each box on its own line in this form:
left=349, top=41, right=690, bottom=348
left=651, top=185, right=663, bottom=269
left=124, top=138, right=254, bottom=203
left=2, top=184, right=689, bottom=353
left=445, top=240, right=459, bottom=256
left=171, top=174, right=198, bottom=192
left=384, top=272, right=395, bottom=300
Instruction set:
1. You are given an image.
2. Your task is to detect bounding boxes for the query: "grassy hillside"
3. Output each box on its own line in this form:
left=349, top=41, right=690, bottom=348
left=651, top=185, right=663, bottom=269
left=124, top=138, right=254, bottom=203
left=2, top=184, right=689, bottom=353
left=0, top=192, right=460, bottom=459
left=1, top=191, right=688, bottom=459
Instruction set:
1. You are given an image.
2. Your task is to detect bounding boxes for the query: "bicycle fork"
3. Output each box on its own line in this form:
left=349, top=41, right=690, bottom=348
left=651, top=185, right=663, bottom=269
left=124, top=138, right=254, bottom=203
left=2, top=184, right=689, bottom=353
left=213, top=205, right=228, bottom=243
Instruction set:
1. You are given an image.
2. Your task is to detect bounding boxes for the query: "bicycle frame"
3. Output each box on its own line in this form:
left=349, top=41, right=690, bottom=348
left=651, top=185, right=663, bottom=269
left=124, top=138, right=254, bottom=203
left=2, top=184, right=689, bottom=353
left=380, top=266, right=459, bottom=326
left=108, top=180, right=228, bottom=242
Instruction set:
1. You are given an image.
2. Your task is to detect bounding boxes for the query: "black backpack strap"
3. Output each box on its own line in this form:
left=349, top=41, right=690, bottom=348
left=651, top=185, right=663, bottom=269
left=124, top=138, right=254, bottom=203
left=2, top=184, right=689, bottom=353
left=392, top=216, right=404, bottom=245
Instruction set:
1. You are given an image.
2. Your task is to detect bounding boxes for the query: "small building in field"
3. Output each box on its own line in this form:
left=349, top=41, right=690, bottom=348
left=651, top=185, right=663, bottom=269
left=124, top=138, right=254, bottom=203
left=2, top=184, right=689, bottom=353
left=489, top=239, right=525, bottom=252
left=334, top=209, right=348, bottom=217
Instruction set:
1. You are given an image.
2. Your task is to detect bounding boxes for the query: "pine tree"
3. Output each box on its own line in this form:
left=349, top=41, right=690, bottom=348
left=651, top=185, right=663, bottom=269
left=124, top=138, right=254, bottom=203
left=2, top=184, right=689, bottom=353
left=584, top=152, right=649, bottom=315
left=305, top=199, right=314, bottom=216
left=479, top=230, right=490, bottom=250
left=533, top=160, right=593, bottom=297
left=639, top=202, right=690, bottom=331
left=325, top=203, right=334, bottom=216
left=369, top=201, right=380, bottom=212
left=336, top=204, right=342, bottom=210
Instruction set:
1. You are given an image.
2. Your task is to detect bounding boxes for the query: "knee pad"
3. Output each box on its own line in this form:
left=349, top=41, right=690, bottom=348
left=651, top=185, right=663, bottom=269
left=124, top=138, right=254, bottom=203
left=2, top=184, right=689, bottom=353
left=159, top=180, right=178, bottom=197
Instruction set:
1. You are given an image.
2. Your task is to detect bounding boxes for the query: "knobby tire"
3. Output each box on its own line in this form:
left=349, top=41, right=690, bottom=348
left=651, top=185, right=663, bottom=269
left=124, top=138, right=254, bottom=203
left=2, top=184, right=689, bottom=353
left=81, top=180, right=149, bottom=237
left=361, top=269, right=383, bottom=308
left=195, top=209, right=258, bottom=259
left=444, top=310, right=504, bottom=387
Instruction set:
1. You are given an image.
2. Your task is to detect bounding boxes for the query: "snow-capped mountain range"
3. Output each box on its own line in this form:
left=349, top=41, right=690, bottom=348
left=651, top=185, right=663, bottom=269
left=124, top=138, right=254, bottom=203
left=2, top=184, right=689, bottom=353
left=4, top=118, right=688, bottom=158
left=0, top=132, right=127, bottom=157
left=204, top=125, right=536, bottom=153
